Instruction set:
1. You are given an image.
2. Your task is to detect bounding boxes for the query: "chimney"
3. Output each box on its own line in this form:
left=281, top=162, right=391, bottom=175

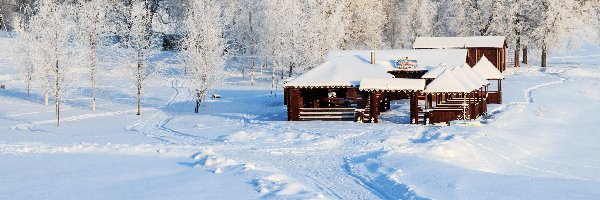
left=370, top=52, right=376, bottom=64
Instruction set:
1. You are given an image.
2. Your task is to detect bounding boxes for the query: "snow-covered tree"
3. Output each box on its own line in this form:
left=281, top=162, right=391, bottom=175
left=531, top=0, right=597, bottom=67
left=344, top=0, right=386, bottom=49
left=383, top=0, right=435, bottom=48
left=26, top=0, right=82, bottom=126
left=130, top=0, right=156, bottom=115
left=314, top=0, right=347, bottom=55
left=501, top=0, right=538, bottom=66
left=225, top=0, right=263, bottom=83
left=78, top=0, right=106, bottom=111
left=447, top=0, right=505, bottom=37
left=11, top=3, right=35, bottom=96
left=181, top=0, right=225, bottom=112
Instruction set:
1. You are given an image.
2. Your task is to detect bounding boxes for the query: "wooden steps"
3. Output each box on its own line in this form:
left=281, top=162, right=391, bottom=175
left=299, top=108, right=357, bottom=121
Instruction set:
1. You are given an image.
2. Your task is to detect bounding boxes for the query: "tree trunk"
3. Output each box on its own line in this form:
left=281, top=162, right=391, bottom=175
left=522, top=45, right=528, bottom=64
left=44, top=68, right=49, bottom=106
left=26, top=68, right=31, bottom=97
left=136, top=51, right=143, bottom=115
left=91, top=59, right=97, bottom=111
left=250, top=47, right=255, bottom=85
left=514, top=37, right=520, bottom=67
left=271, top=58, right=276, bottom=96
left=241, top=49, right=246, bottom=78
left=91, top=41, right=98, bottom=111
left=194, top=95, right=200, bottom=113
left=90, top=11, right=99, bottom=111
left=288, top=62, right=294, bottom=77
left=541, top=43, right=547, bottom=67
left=55, top=60, right=60, bottom=126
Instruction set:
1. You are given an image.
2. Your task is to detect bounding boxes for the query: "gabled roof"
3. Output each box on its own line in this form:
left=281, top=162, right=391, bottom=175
left=284, top=56, right=392, bottom=88
left=327, top=49, right=468, bottom=70
left=459, top=63, right=490, bottom=86
left=413, top=36, right=506, bottom=49
left=359, top=78, right=425, bottom=92
left=421, top=65, right=448, bottom=79
left=451, top=66, right=481, bottom=91
left=424, top=69, right=473, bottom=93
left=473, top=56, right=504, bottom=80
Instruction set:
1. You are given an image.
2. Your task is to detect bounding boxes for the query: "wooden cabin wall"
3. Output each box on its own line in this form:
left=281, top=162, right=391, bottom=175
left=346, top=88, right=361, bottom=99
left=467, top=47, right=507, bottom=72
left=287, top=88, right=303, bottom=121
left=369, top=92, right=382, bottom=123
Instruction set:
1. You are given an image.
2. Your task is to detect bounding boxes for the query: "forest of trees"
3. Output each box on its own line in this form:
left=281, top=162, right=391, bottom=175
left=1, top=0, right=599, bottom=125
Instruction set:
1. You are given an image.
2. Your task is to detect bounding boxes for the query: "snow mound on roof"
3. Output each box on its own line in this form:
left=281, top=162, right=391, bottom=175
left=359, top=78, right=425, bottom=92
left=413, top=36, right=506, bottom=49
left=422, top=65, right=448, bottom=79
left=459, top=63, right=490, bottom=86
left=424, top=68, right=472, bottom=93
left=327, top=49, right=468, bottom=69
left=473, top=56, right=503, bottom=80
left=284, top=56, right=392, bottom=88
left=451, top=66, right=480, bottom=91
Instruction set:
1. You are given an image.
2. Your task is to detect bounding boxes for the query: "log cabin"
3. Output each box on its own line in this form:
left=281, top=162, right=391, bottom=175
left=413, top=36, right=508, bottom=72
left=284, top=49, right=501, bottom=124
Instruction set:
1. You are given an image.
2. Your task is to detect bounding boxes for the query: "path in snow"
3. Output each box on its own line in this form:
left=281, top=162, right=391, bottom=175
left=483, top=67, right=572, bottom=123
left=126, top=79, right=214, bottom=146
left=201, top=124, right=423, bottom=199
left=464, top=66, right=597, bottom=180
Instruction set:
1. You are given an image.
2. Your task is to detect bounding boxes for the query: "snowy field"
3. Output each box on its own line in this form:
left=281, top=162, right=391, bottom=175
left=2, top=33, right=600, bottom=199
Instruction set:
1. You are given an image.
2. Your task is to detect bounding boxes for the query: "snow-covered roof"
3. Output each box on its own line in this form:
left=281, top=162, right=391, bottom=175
left=451, top=66, right=481, bottom=91
left=459, top=63, right=490, bottom=86
left=413, top=36, right=506, bottom=49
left=421, top=65, right=448, bottom=79
left=327, top=49, right=468, bottom=70
left=424, top=69, right=472, bottom=93
left=359, top=78, right=425, bottom=92
left=284, top=56, right=393, bottom=88
left=473, top=56, right=503, bottom=80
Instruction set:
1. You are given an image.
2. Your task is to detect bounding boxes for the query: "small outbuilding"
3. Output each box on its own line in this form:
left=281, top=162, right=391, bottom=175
left=413, top=36, right=507, bottom=72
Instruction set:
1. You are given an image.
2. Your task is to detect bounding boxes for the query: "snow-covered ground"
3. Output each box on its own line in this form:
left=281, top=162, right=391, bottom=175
left=2, top=33, right=600, bottom=199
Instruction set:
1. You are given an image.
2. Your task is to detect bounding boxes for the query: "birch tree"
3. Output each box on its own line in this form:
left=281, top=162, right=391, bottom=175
left=78, top=0, right=106, bottom=111
left=130, top=0, right=155, bottom=115
left=28, top=0, right=80, bottom=126
left=28, top=0, right=54, bottom=106
left=12, top=3, right=35, bottom=97
left=181, top=0, right=225, bottom=113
